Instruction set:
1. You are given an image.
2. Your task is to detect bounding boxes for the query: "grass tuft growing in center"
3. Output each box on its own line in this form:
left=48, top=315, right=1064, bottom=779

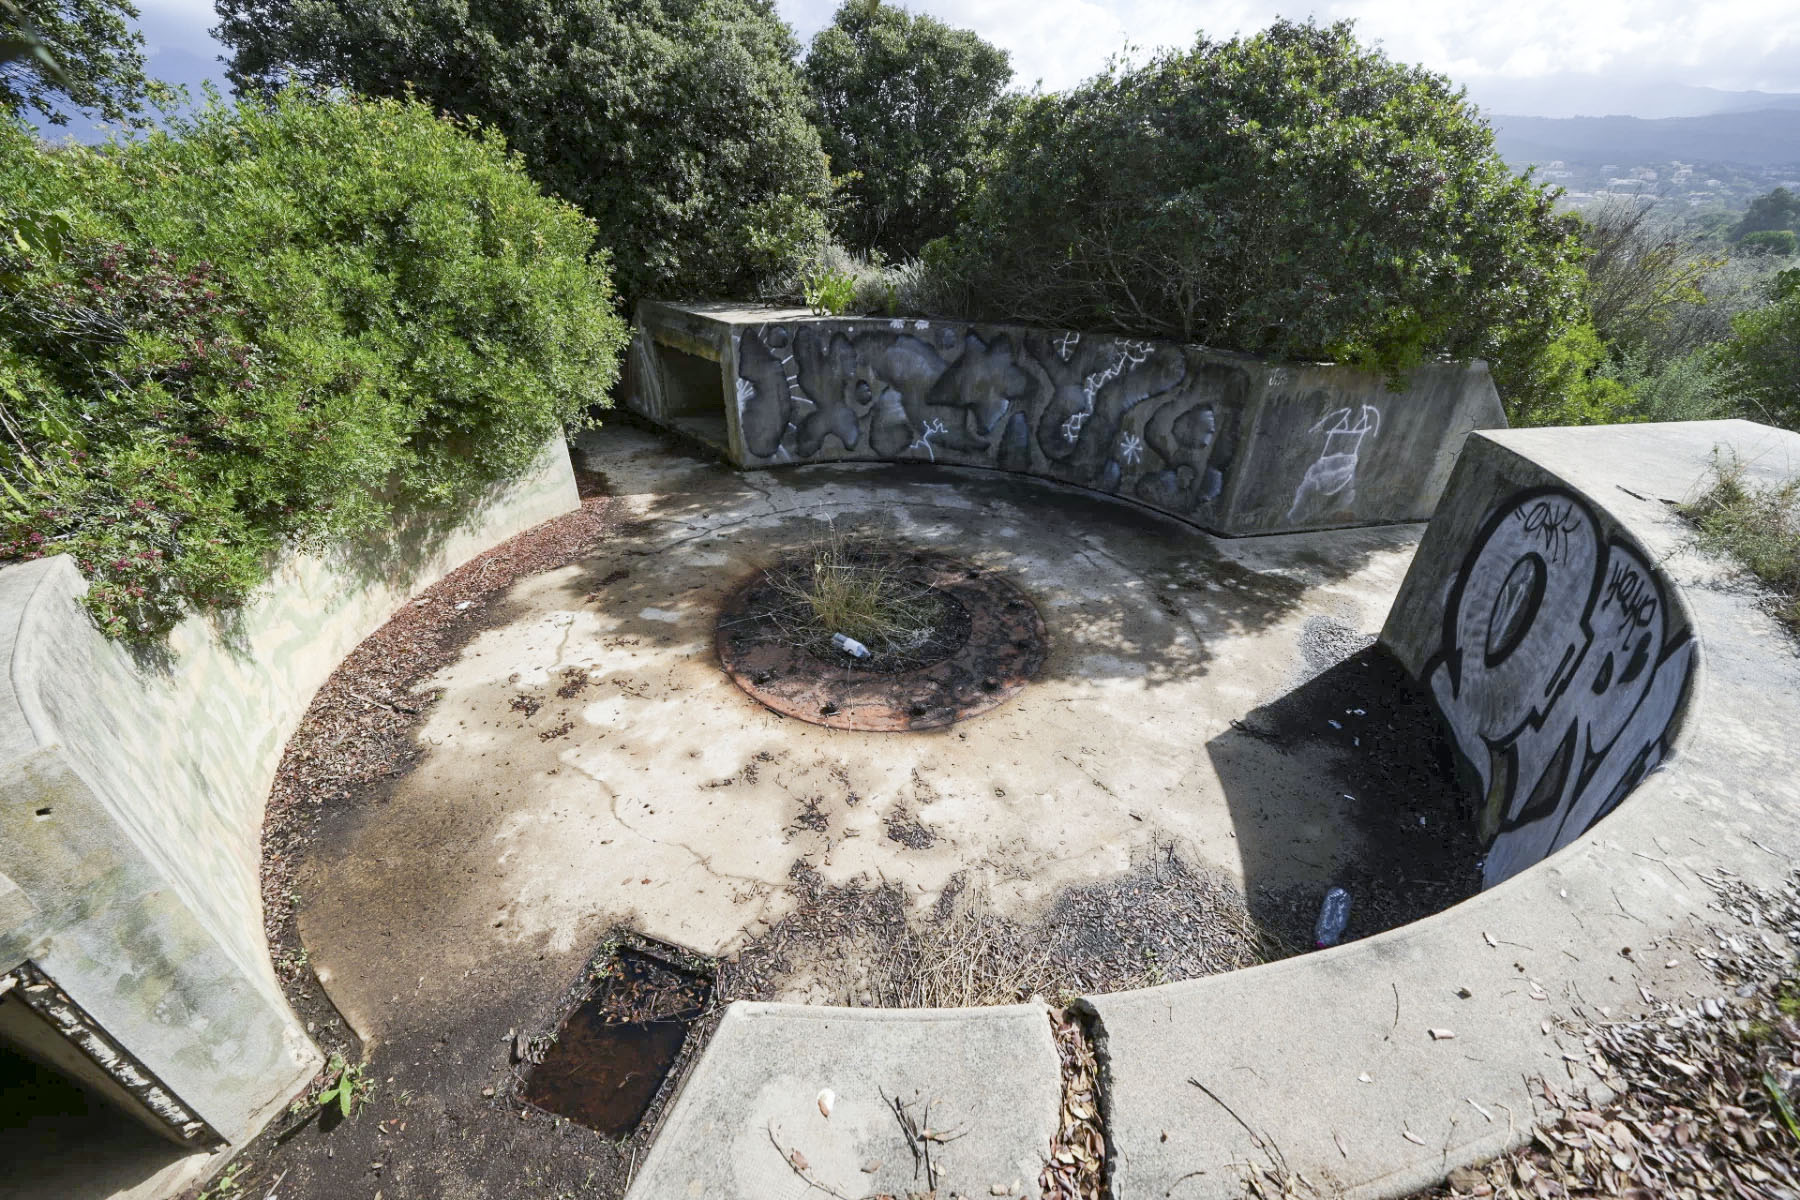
left=764, top=533, right=945, bottom=658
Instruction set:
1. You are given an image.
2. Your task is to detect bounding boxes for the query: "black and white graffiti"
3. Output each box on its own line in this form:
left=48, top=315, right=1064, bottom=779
left=1423, top=488, right=1695, bottom=887
left=732, top=321, right=1240, bottom=524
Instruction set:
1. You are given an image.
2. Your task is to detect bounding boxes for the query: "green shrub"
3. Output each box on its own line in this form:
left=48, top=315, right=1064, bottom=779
left=805, top=241, right=955, bottom=319
left=1717, top=270, right=1800, bottom=428
left=1604, top=349, right=1743, bottom=423
left=800, top=262, right=857, bottom=316
left=936, top=20, right=1584, bottom=386
left=1739, top=230, right=1799, bottom=258
left=213, top=0, right=834, bottom=306
left=1502, top=320, right=1637, bottom=427
left=0, top=92, right=628, bottom=637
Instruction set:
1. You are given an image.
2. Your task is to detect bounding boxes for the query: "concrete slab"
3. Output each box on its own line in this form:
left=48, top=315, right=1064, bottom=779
left=623, top=1001, right=1062, bottom=1200
left=296, top=424, right=1440, bottom=1043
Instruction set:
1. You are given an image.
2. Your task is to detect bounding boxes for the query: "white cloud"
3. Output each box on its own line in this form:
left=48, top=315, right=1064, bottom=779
left=778, top=0, right=1800, bottom=109
left=124, top=1, right=1800, bottom=119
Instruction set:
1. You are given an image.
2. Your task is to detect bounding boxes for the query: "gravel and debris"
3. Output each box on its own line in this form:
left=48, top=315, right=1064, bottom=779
left=1040, top=1010, right=1106, bottom=1200
left=1407, top=868, right=1800, bottom=1200
left=883, top=803, right=939, bottom=849
left=721, top=843, right=1268, bottom=1013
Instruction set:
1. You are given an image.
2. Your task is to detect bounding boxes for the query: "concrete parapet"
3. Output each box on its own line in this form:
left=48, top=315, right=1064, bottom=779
left=626, top=302, right=1506, bottom=537
left=1090, top=420, right=1800, bottom=1197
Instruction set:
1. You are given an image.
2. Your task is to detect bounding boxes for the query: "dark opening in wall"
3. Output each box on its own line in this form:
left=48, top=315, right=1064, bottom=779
left=0, top=991, right=192, bottom=1199
left=653, top=341, right=731, bottom=453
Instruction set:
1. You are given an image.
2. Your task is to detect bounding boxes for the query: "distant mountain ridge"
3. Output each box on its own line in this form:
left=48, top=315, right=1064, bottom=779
left=1489, top=108, right=1800, bottom=168
left=1469, top=76, right=1800, bottom=120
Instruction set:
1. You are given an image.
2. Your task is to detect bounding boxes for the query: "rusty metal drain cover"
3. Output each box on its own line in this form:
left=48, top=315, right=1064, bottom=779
left=716, top=550, right=1047, bottom=731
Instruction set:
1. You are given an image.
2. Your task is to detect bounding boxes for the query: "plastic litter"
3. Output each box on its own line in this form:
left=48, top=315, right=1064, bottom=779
left=1314, top=886, right=1352, bottom=948
left=831, top=633, right=871, bottom=659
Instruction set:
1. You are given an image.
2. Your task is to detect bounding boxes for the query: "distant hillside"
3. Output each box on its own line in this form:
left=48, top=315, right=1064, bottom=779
left=1471, top=77, right=1800, bottom=120
left=1490, top=109, right=1800, bottom=168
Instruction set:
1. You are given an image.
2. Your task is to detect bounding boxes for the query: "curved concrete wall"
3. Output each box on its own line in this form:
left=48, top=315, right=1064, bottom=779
left=1086, top=421, right=1794, bottom=1198
left=0, top=437, right=578, bottom=1176
left=627, top=302, right=1507, bottom=537
left=629, top=420, right=1800, bottom=1200
left=1381, top=435, right=1698, bottom=887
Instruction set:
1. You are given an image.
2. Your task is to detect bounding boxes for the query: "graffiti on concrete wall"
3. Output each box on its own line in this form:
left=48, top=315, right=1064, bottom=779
left=732, top=321, right=1244, bottom=523
left=1288, top=404, right=1381, bottom=522
left=1423, top=488, right=1695, bottom=887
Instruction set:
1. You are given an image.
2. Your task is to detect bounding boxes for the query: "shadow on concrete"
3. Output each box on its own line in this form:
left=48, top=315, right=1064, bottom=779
left=1206, top=646, right=1484, bottom=952
left=554, top=420, right=1400, bottom=693
left=0, top=1041, right=191, bottom=1200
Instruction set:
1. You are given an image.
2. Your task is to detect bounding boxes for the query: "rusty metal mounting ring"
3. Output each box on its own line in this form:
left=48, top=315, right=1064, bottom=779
left=715, top=552, right=1047, bottom=731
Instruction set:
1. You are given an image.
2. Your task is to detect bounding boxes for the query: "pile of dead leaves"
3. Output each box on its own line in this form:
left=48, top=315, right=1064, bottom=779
left=1429, top=869, right=1800, bottom=1200
left=1041, top=1009, right=1106, bottom=1200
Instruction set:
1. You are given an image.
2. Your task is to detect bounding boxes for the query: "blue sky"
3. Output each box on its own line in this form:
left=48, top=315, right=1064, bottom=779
left=99, top=0, right=1800, bottom=124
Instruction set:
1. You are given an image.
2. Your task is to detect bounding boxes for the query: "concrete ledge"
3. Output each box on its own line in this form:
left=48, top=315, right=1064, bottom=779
left=626, top=302, right=1506, bottom=537
left=625, top=1001, right=1063, bottom=1200
left=1088, top=421, right=1800, bottom=1197
left=0, top=436, right=579, bottom=1175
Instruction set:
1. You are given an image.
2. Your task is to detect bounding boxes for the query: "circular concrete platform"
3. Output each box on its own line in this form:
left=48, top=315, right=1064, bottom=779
left=294, top=424, right=1476, bottom=1049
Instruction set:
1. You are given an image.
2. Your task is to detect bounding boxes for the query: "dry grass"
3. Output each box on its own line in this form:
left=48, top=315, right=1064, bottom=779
left=866, top=902, right=1057, bottom=1009
left=1683, top=454, right=1800, bottom=633
left=761, top=532, right=945, bottom=657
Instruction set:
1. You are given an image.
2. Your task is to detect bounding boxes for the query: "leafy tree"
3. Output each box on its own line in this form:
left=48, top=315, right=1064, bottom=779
left=804, top=0, right=1010, bottom=260
left=1730, top=187, right=1800, bottom=242
left=0, top=0, right=150, bottom=125
left=937, top=20, right=1584, bottom=391
left=1717, top=270, right=1800, bottom=426
left=213, top=0, right=833, bottom=304
left=0, top=93, right=627, bottom=637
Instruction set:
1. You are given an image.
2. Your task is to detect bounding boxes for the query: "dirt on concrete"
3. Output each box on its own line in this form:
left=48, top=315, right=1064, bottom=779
left=194, top=464, right=635, bottom=1200
left=199, top=422, right=1484, bottom=1200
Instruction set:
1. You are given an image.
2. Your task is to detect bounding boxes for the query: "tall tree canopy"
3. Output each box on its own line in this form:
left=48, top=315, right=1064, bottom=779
left=804, top=0, right=1010, bottom=260
left=214, top=0, right=834, bottom=304
left=0, top=0, right=150, bottom=125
